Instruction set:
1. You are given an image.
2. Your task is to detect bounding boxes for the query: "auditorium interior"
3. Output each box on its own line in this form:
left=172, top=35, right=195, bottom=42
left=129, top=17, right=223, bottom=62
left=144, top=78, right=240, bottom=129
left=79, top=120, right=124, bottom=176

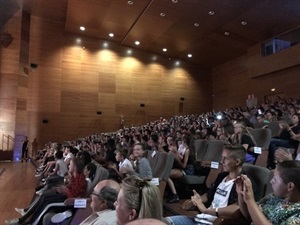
left=0, top=1, right=300, bottom=224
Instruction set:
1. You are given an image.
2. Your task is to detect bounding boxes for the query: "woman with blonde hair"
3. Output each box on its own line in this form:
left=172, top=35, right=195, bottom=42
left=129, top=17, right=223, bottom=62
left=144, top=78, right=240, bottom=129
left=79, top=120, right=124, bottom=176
left=114, top=175, right=163, bottom=225
left=231, top=121, right=256, bottom=163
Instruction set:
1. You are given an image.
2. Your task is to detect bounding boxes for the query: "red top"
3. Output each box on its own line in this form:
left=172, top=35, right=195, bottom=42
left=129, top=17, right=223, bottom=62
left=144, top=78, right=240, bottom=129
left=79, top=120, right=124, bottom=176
left=65, top=173, right=87, bottom=198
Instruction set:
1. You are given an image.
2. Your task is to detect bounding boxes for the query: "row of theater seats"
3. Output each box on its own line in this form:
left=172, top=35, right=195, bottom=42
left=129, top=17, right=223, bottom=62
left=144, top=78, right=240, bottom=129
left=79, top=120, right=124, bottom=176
left=32, top=131, right=278, bottom=225
left=31, top=164, right=110, bottom=225
left=177, top=129, right=272, bottom=193
left=31, top=151, right=175, bottom=225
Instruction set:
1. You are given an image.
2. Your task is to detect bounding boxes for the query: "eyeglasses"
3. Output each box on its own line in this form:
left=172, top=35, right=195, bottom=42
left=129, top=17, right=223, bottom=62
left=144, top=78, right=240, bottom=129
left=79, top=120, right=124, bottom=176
left=91, top=192, right=100, bottom=197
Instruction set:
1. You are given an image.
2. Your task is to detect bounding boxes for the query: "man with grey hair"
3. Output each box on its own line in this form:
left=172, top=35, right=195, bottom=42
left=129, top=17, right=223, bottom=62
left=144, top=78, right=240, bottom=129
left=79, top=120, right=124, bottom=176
left=80, top=179, right=120, bottom=225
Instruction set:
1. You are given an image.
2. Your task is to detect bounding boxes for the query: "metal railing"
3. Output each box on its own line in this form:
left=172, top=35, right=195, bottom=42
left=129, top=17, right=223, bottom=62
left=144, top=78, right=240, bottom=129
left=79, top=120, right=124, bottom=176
left=2, top=134, right=14, bottom=151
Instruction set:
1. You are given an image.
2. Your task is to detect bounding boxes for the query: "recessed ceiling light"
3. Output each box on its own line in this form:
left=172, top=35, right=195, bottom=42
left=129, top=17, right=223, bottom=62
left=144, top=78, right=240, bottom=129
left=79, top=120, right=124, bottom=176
left=127, top=49, right=132, bottom=55
left=76, top=38, right=81, bottom=43
left=172, top=0, right=178, bottom=3
left=175, top=61, right=180, bottom=66
left=135, top=41, right=140, bottom=45
left=187, top=54, right=192, bottom=58
left=79, top=26, right=85, bottom=31
left=103, top=42, right=108, bottom=48
left=241, top=21, right=247, bottom=26
left=162, top=48, right=167, bottom=52
left=271, top=88, right=276, bottom=92
left=224, top=31, right=230, bottom=36
left=127, top=1, right=133, bottom=5
left=208, top=11, right=215, bottom=16
left=109, top=33, right=114, bottom=37
left=160, top=13, right=166, bottom=17
left=194, top=23, right=199, bottom=27
left=152, top=56, right=157, bottom=61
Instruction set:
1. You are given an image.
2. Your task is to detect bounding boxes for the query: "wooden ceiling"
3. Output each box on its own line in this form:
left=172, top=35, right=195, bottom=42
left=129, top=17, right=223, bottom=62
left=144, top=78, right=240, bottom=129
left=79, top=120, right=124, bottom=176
left=4, top=0, right=300, bottom=67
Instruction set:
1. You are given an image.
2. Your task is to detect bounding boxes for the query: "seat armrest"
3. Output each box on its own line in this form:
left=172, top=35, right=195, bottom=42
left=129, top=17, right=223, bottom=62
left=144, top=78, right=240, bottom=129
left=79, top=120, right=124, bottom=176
left=64, top=198, right=90, bottom=206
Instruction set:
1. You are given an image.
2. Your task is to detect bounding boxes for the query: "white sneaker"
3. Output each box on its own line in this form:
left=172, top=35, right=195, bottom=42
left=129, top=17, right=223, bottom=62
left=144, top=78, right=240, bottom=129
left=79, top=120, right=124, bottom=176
left=35, top=189, right=43, bottom=195
left=5, top=218, right=19, bottom=225
left=14, top=208, right=25, bottom=216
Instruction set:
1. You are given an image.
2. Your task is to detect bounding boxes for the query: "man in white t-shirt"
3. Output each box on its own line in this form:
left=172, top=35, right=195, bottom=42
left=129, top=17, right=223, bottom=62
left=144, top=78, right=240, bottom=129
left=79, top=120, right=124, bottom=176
left=167, top=145, right=256, bottom=225
left=108, top=148, right=132, bottom=179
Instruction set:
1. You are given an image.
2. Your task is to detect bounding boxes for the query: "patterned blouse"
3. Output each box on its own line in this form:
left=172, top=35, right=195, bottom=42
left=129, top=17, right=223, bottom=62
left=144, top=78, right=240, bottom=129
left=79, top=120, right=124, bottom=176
left=65, top=173, right=87, bottom=198
left=256, top=194, right=300, bottom=225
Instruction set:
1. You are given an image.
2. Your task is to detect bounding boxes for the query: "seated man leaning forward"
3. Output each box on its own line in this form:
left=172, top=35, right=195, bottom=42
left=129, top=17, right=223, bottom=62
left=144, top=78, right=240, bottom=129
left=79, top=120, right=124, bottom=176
left=80, top=179, right=120, bottom=225
left=167, top=145, right=257, bottom=225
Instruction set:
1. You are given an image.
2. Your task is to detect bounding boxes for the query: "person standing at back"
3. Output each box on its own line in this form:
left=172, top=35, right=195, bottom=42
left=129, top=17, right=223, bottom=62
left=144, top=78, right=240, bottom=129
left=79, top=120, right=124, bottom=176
left=21, top=136, right=29, bottom=162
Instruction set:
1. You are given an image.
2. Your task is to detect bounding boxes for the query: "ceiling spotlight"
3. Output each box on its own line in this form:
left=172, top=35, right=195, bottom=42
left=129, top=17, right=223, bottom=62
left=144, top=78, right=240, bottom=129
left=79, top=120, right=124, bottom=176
left=208, top=11, right=215, bottom=16
left=76, top=38, right=81, bottom=44
left=109, top=33, right=114, bottom=37
left=241, top=21, right=247, bottom=26
left=224, top=31, right=230, bottom=36
left=103, top=42, right=108, bottom=48
left=127, top=1, right=133, bottom=5
left=152, top=56, right=157, bottom=61
left=194, top=23, right=199, bottom=27
left=175, top=61, right=180, bottom=66
left=271, top=88, right=276, bottom=92
left=160, top=13, right=166, bottom=17
left=162, top=48, right=167, bottom=52
left=79, top=26, right=85, bottom=31
left=187, top=54, right=192, bottom=58
left=172, top=0, right=178, bottom=3
left=127, top=49, right=132, bottom=55
left=135, top=41, right=140, bottom=45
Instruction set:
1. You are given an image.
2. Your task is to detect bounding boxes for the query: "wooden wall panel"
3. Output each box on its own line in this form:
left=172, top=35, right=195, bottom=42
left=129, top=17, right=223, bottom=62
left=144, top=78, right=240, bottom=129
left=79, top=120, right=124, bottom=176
left=0, top=11, right=23, bottom=158
left=98, top=72, right=116, bottom=94
left=212, top=47, right=300, bottom=110
left=23, top=16, right=213, bottom=146
left=248, top=44, right=300, bottom=78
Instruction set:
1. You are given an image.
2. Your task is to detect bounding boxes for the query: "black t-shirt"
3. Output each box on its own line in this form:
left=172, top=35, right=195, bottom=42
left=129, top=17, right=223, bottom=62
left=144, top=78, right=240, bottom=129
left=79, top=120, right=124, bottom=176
left=241, top=134, right=255, bottom=155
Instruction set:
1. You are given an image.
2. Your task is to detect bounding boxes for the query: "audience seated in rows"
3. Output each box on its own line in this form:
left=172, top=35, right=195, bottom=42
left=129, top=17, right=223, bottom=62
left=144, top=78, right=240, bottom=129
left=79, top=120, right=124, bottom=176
left=6, top=158, right=87, bottom=225
left=6, top=96, right=300, bottom=224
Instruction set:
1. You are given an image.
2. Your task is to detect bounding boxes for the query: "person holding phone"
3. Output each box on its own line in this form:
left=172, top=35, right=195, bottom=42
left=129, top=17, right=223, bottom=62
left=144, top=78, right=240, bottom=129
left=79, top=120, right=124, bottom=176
left=166, top=145, right=257, bottom=225
left=236, top=160, right=300, bottom=225
left=268, top=114, right=300, bottom=169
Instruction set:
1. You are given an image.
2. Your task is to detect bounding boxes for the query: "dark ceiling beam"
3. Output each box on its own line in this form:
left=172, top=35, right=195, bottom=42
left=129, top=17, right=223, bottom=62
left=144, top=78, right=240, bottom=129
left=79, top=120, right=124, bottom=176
left=120, top=0, right=154, bottom=45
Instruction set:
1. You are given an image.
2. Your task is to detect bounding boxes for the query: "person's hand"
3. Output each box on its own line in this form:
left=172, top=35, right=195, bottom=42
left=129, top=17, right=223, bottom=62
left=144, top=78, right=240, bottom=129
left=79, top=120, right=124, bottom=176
left=239, top=175, right=255, bottom=203
left=291, top=134, right=300, bottom=141
left=191, top=190, right=206, bottom=212
left=56, top=186, right=67, bottom=194
left=108, top=162, right=117, bottom=170
left=234, top=176, right=244, bottom=194
left=279, top=122, right=289, bottom=130
left=121, top=164, right=133, bottom=174
left=275, top=149, right=293, bottom=162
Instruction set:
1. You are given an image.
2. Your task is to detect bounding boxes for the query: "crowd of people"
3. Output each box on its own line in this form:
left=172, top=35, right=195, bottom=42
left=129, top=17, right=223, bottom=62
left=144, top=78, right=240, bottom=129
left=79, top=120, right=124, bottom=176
left=5, top=96, right=300, bottom=225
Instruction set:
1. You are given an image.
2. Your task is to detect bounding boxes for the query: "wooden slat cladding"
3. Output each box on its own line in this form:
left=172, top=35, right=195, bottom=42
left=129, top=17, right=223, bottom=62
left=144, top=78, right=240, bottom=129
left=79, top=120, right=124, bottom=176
left=23, top=17, right=212, bottom=145
left=212, top=45, right=300, bottom=110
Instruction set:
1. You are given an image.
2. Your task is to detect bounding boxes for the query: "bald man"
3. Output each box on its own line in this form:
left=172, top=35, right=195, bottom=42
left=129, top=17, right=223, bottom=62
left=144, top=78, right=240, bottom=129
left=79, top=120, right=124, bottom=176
left=80, top=179, right=120, bottom=225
